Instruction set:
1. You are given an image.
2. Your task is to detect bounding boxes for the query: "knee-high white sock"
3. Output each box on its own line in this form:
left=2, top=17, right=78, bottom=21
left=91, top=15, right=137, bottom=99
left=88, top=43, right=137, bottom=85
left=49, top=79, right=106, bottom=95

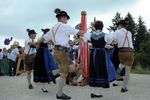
left=42, top=83, right=47, bottom=91
left=119, top=64, right=125, bottom=70
left=57, top=77, right=66, bottom=96
left=117, top=64, right=125, bottom=74
left=27, top=73, right=31, bottom=85
left=52, top=69, right=60, bottom=76
left=112, top=80, right=118, bottom=85
left=91, top=87, right=101, bottom=95
left=122, top=71, right=130, bottom=89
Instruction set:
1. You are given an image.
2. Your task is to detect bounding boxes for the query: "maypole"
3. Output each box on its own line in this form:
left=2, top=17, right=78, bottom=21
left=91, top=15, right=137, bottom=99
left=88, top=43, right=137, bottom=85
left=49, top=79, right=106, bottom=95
left=78, top=11, right=89, bottom=86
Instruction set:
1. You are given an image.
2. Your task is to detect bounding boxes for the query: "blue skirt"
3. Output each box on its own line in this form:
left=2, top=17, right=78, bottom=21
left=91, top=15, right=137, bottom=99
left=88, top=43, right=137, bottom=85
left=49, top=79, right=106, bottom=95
left=89, top=48, right=116, bottom=87
left=34, top=46, right=58, bottom=83
left=110, top=46, right=120, bottom=70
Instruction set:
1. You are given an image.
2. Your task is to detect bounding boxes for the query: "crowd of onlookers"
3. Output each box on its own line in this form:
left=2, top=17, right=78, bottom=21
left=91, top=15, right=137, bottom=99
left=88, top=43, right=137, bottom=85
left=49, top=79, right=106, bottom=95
left=0, top=46, right=25, bottom=76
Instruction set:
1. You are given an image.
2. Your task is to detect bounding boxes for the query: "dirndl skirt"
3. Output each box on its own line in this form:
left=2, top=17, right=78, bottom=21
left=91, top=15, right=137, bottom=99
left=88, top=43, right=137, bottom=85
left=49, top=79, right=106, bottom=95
left=89, top=48, right=116, bottom=87
left=1, top=58, right=9, bottom=75
left=34, top=46, right=58, bottom=83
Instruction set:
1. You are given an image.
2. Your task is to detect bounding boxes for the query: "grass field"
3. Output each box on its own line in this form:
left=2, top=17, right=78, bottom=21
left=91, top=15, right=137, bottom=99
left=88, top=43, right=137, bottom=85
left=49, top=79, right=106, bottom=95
left=132, top=66, right=150, bottom=74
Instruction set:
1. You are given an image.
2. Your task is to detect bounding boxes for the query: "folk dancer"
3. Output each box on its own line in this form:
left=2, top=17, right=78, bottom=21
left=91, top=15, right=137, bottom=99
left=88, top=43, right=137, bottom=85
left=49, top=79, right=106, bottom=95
left=110, top=20, right=134, bottom=92
left=24, top=29, right=37, bottom=89
left=37, top=8, right=84, bottom=99
left=8, top=46, right=23, bottom=76
left=84, top=21, right=116, bottom=98
left=34, top=28, right=58, bottom=93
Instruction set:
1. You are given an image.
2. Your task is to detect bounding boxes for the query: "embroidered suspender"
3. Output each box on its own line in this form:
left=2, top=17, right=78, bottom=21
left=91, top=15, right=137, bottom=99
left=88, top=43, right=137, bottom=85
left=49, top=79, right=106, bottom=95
left=122, top=31, right=130, bottom=47
left=52, top=24, right=61, bottom=44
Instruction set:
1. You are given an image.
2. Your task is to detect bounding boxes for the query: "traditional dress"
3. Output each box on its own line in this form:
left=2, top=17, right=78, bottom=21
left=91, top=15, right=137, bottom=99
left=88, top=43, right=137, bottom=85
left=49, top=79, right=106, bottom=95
left=88, top=30, right=116, bottom=87
left=1, top=53, right=9, bottom=75
left=0, top=51, right=3, bottom=75
left=34, top=42, right=58, bottom=83
left=109, top=44, right=120, bottom=70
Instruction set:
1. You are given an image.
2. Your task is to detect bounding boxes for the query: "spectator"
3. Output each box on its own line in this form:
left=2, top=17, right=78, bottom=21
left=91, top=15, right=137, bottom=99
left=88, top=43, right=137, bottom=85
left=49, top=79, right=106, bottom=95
left=8, top=46, right=23, bottom=76
left=0, top=49, right=3, bottom=76
left=1, top=48, right=9, bottom=75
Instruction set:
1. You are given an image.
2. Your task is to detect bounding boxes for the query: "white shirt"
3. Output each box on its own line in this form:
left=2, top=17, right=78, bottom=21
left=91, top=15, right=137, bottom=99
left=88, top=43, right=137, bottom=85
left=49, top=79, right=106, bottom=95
left=111, top=28, right=134, bottom=49
left=0, top=52, right=3, bottom=60
left=8, top=48, right=19, bottom=61
left=44, top=22, right=79, bottom=47
left=24, top=38, right=37, bottom=55
left=83, top=31, right=113, bottom=44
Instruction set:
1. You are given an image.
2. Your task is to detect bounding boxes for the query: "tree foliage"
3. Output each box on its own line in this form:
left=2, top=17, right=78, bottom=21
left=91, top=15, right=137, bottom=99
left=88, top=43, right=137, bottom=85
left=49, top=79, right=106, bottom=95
left=109, top=12, right=123, bottom=31
left=135, top=16, right=148, bottom=51
left=8, top=41, right=20, bottom=52
left=125, top=12, right=136, bottom=41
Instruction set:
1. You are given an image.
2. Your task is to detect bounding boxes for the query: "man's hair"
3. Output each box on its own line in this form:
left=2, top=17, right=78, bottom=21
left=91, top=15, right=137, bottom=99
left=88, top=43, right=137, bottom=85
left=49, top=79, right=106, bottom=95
left=0, top=49, right=2, bottom=52
left=94, top=21, right=104, bottom=31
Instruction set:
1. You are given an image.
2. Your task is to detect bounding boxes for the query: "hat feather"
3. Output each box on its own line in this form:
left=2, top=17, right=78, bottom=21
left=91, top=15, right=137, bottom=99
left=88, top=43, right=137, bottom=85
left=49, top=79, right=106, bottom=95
left=26, top=29, right=30, bottom=32
left=54, top=8, right=61, bottom=14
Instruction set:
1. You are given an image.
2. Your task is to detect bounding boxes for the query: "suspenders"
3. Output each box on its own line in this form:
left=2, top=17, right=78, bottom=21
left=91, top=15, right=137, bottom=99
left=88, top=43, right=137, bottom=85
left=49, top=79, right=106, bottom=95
left=52, top=24, right=61, bottom=45
left=122, top=31, right=130, bottom=47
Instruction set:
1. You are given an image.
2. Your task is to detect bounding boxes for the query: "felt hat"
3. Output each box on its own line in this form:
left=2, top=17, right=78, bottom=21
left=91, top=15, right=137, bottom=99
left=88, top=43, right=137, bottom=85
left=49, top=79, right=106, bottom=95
left=54, top=8, right=70, bottom=19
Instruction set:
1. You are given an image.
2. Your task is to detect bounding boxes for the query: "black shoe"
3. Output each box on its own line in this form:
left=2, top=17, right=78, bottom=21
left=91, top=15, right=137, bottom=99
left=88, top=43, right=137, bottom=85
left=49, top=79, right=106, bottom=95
left=91, top=93, right=103, bottom=98
left=28, top=84, right=33, bottom=89
left=113, top=83, right=118, bottom=87
left=56, top=93, right=71, bottom=99
left=41, top=88, right=48, bottom=93
left=121, top=88, right=128, bottom=93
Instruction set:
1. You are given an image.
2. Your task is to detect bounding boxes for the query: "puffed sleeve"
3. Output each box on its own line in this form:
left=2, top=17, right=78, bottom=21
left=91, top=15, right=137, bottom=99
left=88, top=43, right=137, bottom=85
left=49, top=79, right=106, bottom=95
left=83, top=32, right=91, bottom=41
left=104, top=33, right=113, bottom=44
left=111, top=31, right=119, bottom=41
left=43, top=31, right=53, bottom=42
left=62, top=24, right=79, bottom=35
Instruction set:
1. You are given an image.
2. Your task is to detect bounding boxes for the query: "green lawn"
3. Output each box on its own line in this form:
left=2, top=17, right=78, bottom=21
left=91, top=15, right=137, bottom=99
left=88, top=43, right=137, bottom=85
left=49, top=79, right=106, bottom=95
left=131, top=66, right=150, bottom=74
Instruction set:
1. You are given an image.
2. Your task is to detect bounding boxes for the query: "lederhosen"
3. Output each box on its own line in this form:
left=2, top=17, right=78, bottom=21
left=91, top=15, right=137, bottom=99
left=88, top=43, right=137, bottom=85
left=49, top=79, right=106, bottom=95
left=118, top=31, right=134, bottom=66
left=24, top=42, right=36, bottom=71
left=52, top=24, right=73, bottom=74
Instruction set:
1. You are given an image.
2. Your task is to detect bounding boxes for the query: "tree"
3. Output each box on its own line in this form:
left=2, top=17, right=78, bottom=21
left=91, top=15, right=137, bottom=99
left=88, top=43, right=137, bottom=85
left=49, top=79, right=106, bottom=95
left=8, top=41, right=20, bottom=52
left=134, top=16, right=150, bottom=68
left=109, top=12, right=123, bottom=31
left=135, top=16, right=147, bottom=51
left=125, top=12, right=136, bottom=41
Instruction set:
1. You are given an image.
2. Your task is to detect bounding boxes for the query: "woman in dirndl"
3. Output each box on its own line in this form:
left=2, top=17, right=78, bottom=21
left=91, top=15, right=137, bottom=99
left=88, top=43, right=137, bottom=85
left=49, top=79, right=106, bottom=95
left=34, top=28, right=58, bottom=93
left=84, top=20, right=116, bottom=98
left=1, top=48, right=9, bottom=75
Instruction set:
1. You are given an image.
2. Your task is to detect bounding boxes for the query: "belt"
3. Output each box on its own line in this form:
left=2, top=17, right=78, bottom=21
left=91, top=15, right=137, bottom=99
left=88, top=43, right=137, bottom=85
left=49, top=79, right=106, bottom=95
left=119, top=47, right=134, bottom=52
left=55, top=45, right=69, bottom=52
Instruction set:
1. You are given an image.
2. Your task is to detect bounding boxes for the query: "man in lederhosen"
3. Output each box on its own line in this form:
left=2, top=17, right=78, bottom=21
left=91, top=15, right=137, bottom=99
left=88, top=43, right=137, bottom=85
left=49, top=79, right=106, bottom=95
left=111, top=20, right=134, bottom=93
left=24, top=29, right=37, bottom=89
left=37, top=8, right=84, bottom=99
